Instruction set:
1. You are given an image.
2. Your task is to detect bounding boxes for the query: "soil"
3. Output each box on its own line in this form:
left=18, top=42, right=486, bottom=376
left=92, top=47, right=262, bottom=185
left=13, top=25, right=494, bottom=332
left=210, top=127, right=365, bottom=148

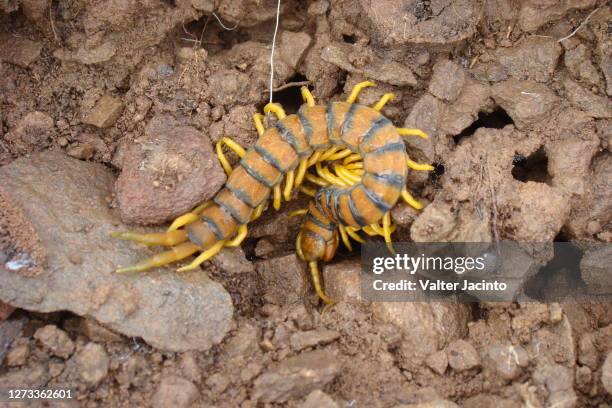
left=1, top=0, right=611, bottom=407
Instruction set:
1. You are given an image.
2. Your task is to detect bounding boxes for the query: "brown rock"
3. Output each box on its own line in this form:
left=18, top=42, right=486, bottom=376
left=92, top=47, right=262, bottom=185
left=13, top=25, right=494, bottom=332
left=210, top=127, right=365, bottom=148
left=5, top=344, right=29, bottom=366
left=580, top=245, right=612, bottom=295
left=428, top=59, right=466, bottom=102
left=0, top=317, right=26, bottom=362
left=425, top=350, right=448, bottom=375
left=255, top=253, right=311, bottom=306
left=179, top=352, right=201, bottom=383
left=462, top=395, right=520, bottom=408
left=152, top=375, right=199, bottom=408
left=0, top=36, right=42, bottom=68
left=403, top=94, right=445, bottom=163
left=116, top=115, right=226, bottom=224
left=82, top=95, right=124, bottom=128
left=446, top=339, right=480, bottom=372
left=602, top=352, right=612, bottom=395
left=441, top=80, right=493, bottom=136
left=290, top=329, right=341, bottom=351
left=34, top=325, right=75, bottom=359
left=252, top=350, right=340, bottom=402
left=279, top=31, right=312, bottom=70
left=0, top=151, right=233, bottom=352
left=53, top=41, right=117, bottom=65
left=565, top=43, right=603, bottom=87
left=63, top=317, right=123, bottom=343
left=0, top=301, right=14, bottom=321
left=5, top=111, right=55, bottom=155
left=491, top=79, right=558, bottom=128
left=519, top=0, right=596, bottom=32
left=210, top=247, right=254, bottom=274
left=563, top=77, right=611, bottom=118
left=533, top=363, right=577, bottom=408
left=301, top=390, right=339, bottom=408
left=484, top=343, right=528, bottom=380
left=495, top=37, right=562, bottom=82
left=394, top=401, right=459, bottom=408
left=322, top=42, right=417, bottom=86
left=322, top=260, right=362, bottom=303
left=76, top=343, right=109, bottom=386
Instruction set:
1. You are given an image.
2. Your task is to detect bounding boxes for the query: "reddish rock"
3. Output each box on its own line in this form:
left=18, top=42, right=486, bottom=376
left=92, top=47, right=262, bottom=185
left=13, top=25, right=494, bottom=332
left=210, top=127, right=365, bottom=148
left=116, top=114, right=226, bottom=224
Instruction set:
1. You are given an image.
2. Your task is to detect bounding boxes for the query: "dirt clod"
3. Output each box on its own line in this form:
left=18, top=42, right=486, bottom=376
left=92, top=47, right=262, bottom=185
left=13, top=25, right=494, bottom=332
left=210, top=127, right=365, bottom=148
left=33, top=325, right=75, bottom=359
left=4, top=111, right=55, bottom=156
left=290, top=329, right=341, bottom=351
left=252, top=350, right=340, bottom=402
left=76, top=342, right=109, bottom=386
left=428, top=59, right=466, bottom=102
left=152, top=375, right=199, bottom=408
left=82, top=95, right=124, bottom=128
left=446, top=339, right=480, bottom=372
left=301, top=389, right=339, bottom=408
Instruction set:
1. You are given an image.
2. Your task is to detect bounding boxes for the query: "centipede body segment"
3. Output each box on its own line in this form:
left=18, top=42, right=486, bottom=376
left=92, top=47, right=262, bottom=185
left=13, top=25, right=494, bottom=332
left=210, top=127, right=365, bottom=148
left=113, top=81, right=433, bottom=305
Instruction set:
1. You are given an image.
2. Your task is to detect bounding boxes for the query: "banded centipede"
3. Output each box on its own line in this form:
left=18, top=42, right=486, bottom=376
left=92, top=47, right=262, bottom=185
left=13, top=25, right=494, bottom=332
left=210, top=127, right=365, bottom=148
left=113, top=81, right=433, bottom=304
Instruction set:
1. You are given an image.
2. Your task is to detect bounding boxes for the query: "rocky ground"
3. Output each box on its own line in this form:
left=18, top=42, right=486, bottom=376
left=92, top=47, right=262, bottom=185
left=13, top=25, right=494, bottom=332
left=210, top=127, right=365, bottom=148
left=1, top=0, right=611, bottom=407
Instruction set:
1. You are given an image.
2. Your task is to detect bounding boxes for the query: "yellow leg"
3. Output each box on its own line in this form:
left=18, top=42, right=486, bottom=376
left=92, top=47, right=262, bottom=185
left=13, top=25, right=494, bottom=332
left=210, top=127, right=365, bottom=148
left=316, top=162, right=348, bottom=187
left=345, top=227, right=365, bottom=243
left=253, top=113, right=265, bottom=136
left=343, top=153, right=362, bottom=165
left=397, top=128, right=428, bottom=139
left=115, top=242, right=200, bottom=273
left=167, top=202, right=211, bottom=232
left=225, top=224, right=248, bottom=247
left=300, top=86, right=316, bottom=107
left=326, top=148, right=353, bottom=161
left=309, top=261, right=333, bottom=305
left=319, top=146, right=340, bottom=162
left=283, top=170, right=295, bottom=201
left=264, top=103, right=286, bottom=119
left=407, top=158, right=435, bottom=171
left=296, top=232, right=305, bottom=261
left=344, top=162, right=363, bottom=170
left=251, top=203, right=265, bottom=221
left=294, top=159, right=308, bottom=187
left=338, top=225, right=352, bottom=251
left=334, top=164, right=361, bottom=185
left=305, top=172, right=330, bottom=187
left=177, top=240, right=225, bottom=272
left=289, top=208, right=308, bottom=218
left=346, top=81, right=376, bottom=103
left=112, top=230, right=188, bottom=247
left=401, top=189, right=423, bottom=210
left=273, top=184, right=282, bottom=210
left=382, top=212, right=395, bottom=254
left=300, top=185, right=316, bottom=197
left=372, top=93, right=395, bottom=111
left=307, top=150, right=323, bottom=166
left=216, top=137, right=246, bottom=176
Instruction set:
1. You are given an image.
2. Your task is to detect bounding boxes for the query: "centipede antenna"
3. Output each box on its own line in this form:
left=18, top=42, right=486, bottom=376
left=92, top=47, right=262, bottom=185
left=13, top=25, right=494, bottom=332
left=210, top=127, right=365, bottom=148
left=397, top=128, right=428, bottom=139
left=407, top=158, right=435, bottom=171
left=177, top=240, right=225, bottom=272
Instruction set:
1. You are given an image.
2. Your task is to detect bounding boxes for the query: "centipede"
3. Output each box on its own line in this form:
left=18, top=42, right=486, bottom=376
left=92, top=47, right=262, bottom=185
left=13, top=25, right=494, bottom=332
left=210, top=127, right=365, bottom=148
left=112, top=81, right=433, bottom=305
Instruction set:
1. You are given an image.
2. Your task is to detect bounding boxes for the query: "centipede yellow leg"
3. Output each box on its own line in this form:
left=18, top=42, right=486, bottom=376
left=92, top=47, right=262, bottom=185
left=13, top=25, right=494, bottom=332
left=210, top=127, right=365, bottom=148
left=307, top=150, right=323, bottom=166
left=309, top=261, right=333, bottom=305
left=397, top=128, right=428, bottom=139
left=301, top=86, right=316, bottom=107
left=177, top=240, right=226, bottom=272
left=296, top=232, right=305, bottom=261
left=343, top=153, right=362, bottom=165
left=407, top=158, right=435, bottom=171
left=253, top=113, right=265, bottom=136
left=382, top=212, right=395, bottom=254
left=263, top=103, right=286, bottom=119
left=316, top=162, right=348, bottom=187
left=326, top=148, right=353, bottom=161
left=345, top=227, right=365, bottom=243
left=346, top=81, right=376, bottom=103
left=251, top=203, right=265, bottom=221
left=305, top=172, right=330, bottom=187
left=167, top=201, right=212, bottom=231
left=225, top=224, right=248, bottom=247
left=273, top=184, right=282, bottom=210
left=338, top=225, right=352, bottom=251
left=294, top=158, right=308, bottom=187
left=115, top=242, right=200, bottom=274
left=216, top=137, right=247, bottom=176
left=289, top=208, right=308, bottom=218
left=283, top=170, right=295, bottom=201
left=111, top=230, right=188, bottom=247
left=300, top=185, right=316, bottom=197
left=319, top=146, right=340, bottom=162
left=372, top=93, right=395, bottom=111
left=401, top=189, right=423, bottom=210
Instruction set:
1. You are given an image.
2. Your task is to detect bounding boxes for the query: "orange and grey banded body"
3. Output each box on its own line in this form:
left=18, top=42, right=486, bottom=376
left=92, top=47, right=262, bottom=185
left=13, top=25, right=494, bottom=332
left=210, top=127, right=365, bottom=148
left=113, top=81, right=433, bottom=304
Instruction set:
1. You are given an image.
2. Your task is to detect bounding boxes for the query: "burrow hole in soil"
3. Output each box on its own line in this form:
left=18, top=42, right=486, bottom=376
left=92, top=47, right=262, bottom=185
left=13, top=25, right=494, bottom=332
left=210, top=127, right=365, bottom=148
left=511, top=146, right=551, bottom=184
left=453, top=107, right=514, bottom=145
left=524, top=235, right=586, bottom=301
left=342, top=34, right=358, bottom=44
left=429, top=162, right=445, bottom=184
left=262, top=73, right=309, bottom=114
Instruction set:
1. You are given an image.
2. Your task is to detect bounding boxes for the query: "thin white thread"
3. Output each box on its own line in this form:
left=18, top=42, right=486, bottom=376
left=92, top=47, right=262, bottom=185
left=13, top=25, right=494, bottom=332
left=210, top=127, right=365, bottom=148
left=557, top=7, right=600, bottom=43
left=211, top=12, right=238, bottom=31
left=269, top=0, right=281, bottom=105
